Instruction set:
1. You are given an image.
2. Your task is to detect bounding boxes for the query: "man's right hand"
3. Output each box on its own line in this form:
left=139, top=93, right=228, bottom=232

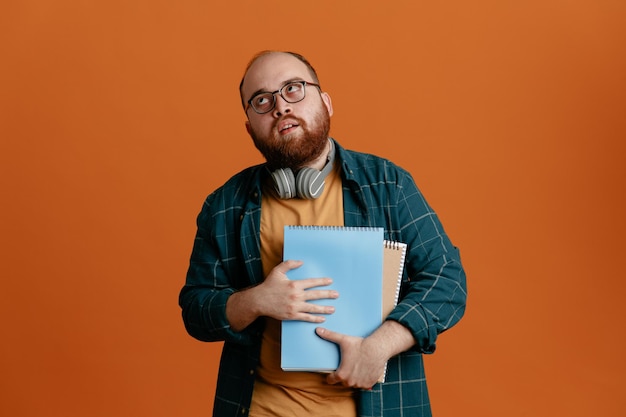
left=225, top=260, right=338, bottom=332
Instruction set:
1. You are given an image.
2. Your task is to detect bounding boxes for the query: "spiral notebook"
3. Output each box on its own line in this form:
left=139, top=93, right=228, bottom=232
left=281, top=226, right=406, bottom=375
left=379, top=239, right=407, bottom=382
left=281, top=226, right=384, bottom=372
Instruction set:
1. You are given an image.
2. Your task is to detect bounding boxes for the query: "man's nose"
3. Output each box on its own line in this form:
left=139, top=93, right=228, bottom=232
left=272, top=94, right=292, bottom=117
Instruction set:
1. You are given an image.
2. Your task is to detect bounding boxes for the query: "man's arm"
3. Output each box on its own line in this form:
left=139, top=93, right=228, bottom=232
left=313, top=161, right=466, bottom=388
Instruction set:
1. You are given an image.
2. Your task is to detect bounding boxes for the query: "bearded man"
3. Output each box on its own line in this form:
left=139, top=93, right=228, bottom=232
left=179, top=51, right=467, bottom=417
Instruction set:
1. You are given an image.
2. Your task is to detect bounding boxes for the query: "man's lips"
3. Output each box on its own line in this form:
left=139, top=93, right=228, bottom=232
left=278, top=119, right=300, bottom=134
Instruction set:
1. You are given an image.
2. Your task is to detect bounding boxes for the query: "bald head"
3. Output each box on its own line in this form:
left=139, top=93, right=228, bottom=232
left=239, top=51, right=320, bottom=109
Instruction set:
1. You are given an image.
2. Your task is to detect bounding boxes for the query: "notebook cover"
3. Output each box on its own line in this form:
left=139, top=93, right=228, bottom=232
left=281, top=226, right=384, bottom=371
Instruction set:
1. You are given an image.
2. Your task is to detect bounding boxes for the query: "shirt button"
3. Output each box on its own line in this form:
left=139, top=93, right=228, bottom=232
left=249, top=369, right=255, bottom=375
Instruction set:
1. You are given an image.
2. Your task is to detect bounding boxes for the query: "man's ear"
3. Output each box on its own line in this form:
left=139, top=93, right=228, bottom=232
left=245, top=120, right=252, bottom=136
left=321, top=92, right=334, bottom=117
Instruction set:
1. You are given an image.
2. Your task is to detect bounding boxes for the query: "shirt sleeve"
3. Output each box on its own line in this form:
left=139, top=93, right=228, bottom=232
left=179, top=193, right=259, bottom=345
left=386, top=171, right=467, bottom=354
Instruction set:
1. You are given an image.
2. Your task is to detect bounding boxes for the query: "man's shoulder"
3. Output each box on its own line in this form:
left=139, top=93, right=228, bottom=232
left=336, top=142, right=411, bottom=180
left=204, top=164, right=264, bottom=207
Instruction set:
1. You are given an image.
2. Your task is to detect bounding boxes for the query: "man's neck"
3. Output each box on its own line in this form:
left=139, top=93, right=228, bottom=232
left=305, top=138, right=332, bottom=171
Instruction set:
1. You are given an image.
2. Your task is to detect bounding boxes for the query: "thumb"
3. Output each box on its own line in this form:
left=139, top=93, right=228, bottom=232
left=315, top=327, right=343, bottom=343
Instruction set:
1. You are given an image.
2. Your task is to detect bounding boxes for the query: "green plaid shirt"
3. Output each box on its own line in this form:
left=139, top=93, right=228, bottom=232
left=180, top=139, right=467, bottom=417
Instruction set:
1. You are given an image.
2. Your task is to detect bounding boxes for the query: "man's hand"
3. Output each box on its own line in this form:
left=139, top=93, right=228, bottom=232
left=316, top=320, right=416, bottom=389
left=226, top=260, right=338, bottom=331
left=315, top=328, right=386, bottom=389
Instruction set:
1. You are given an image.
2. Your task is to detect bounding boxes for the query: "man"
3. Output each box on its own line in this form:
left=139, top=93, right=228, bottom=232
left=179, top=50, right=467, bottom=417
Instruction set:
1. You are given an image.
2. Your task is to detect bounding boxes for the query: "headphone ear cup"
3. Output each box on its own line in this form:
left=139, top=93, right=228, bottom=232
left=270, top=139, right=335, bottom=199
left=296, top=167, right=325, bottom=199
left=271, top=168, right=296, bottom=199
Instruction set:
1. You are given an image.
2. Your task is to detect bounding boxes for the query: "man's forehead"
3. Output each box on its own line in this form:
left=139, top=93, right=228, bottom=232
left=242, top=53, right=310, bottom=92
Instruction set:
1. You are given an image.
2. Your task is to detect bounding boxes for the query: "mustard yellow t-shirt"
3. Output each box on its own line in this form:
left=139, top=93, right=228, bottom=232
left=249, top=164, right=357, bottom=417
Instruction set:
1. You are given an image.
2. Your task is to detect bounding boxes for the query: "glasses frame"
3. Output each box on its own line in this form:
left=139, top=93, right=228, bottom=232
left=245, top=80, right=321, bottom=114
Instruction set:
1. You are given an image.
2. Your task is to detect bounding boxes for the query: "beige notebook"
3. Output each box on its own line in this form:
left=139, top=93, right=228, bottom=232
left=379, top=240, right=407, bottom=382
left=382, top=240, right=407, bottom=319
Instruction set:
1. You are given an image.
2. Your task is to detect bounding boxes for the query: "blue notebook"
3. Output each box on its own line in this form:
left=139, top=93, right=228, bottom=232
left=281, top=225, right=384, bottom=372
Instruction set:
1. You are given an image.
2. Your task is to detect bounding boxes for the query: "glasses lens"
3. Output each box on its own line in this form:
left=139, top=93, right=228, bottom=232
left=281, top=82, right=306, bottom=103
left=251, top=93, right=275, bottom=113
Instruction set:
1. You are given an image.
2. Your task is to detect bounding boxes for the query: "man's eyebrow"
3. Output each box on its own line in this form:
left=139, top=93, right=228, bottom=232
left=248, top=78, right=306, bottom=101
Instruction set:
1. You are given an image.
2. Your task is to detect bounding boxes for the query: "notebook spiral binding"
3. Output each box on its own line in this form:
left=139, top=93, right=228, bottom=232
left=286, top=225, right=381, bottom=231
left=384, top=240, right=404, bottom=250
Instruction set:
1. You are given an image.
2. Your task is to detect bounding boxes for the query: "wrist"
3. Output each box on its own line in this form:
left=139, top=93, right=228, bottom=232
left=368, top=320, right=415, bottom=360
left=226, top=285, right=262, bottom=332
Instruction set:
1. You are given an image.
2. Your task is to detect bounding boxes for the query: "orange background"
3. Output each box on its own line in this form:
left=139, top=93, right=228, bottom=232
left=1, top=1, right=625, bottom=416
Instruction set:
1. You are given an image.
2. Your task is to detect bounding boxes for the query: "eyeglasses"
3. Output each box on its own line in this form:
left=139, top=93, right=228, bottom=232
left=246, top=81, right=321, bottom=114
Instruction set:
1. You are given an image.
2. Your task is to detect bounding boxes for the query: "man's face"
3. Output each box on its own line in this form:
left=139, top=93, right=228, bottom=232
left=241, top=53, right=333, bottom=170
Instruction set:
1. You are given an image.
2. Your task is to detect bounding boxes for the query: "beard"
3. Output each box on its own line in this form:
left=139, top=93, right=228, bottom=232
left=249, top=107, right=331, bottom=171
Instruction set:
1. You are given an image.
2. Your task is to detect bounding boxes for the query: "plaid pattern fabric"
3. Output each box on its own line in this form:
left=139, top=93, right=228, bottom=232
left=180, top=139, right=467, bottom=417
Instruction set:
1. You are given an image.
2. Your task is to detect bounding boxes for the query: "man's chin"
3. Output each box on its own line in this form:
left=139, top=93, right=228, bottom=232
left=277, top=125, right=302, bottom=138
left=276, top=128, right=305, bottom=143
left=253, top=123, right=329, bottom=169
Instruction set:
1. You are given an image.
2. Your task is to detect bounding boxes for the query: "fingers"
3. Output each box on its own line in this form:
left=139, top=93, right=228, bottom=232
left=272, top=259, right=303, bottom=274
left=326, top=369, right=374, bottom=389
left=289, top=304, right=335, bottom=323
left=326, top=372, right=339, bottom=385
left=302, top=288, right=339, bottom=301
left=276, top=260, right=338, bottom=291
left=265, top=261, right=339, bottom=322
left=283, top=297, right=335, bottom=322
left=315, top=327, right=343, bottom=343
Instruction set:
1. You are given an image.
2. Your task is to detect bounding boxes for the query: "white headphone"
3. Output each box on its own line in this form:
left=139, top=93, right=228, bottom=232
left=270, top=140, right=335, bottom=199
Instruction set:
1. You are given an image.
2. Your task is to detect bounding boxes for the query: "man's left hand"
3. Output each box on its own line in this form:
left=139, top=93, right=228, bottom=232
left=315, top=327, right=387, bottom=389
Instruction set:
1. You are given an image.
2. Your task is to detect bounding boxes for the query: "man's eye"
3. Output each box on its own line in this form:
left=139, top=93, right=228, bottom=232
left=254, top=95, right=271, bottom=106
left=285, top=83, right=302, bottom=94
